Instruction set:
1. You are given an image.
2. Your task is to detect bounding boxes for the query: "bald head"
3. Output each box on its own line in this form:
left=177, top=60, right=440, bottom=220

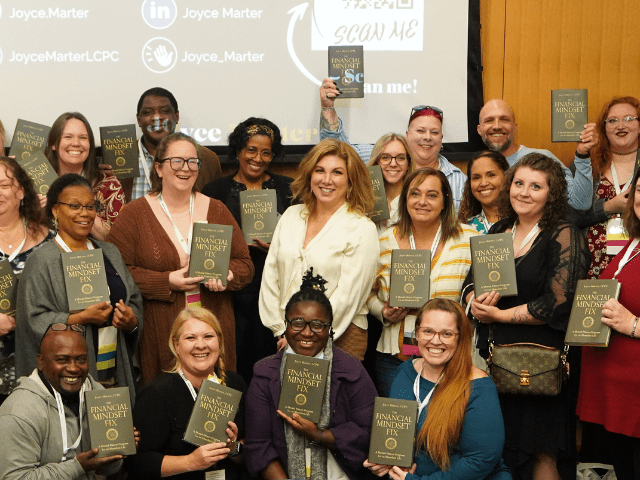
left=477, top=99, right=519, bottom=156
left=37, top=330, right=88, bottom=396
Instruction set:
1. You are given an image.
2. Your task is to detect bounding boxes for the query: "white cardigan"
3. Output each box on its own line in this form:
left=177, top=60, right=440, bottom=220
left=259, top=203, right=379, bottom=339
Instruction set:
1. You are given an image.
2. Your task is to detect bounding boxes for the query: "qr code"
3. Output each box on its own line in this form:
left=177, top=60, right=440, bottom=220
left=341, top=0, right=414, bottom=9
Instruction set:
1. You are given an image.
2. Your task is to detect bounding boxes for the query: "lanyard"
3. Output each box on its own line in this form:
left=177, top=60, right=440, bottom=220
left=478, top=210, right=492, bottom=233
left=610, top=161, right=627, bottom=196
left=54, top=383, right=86, bottom=461
left=178, top=369, right=220, bottom=401
left=409, top=222, right=442, bottom=253
left=614, top=237, right=640, bottom=278
left=413, top=361, right=444, bottom=420
left=157, top=193, right=194, bottom=255
left=138, top=138, right=152, bottom=189
left=1, top=221, right=28, bottom=262
left=511, top=222, right=540, bottom=257
left=54, top=234, right=94, bottom=252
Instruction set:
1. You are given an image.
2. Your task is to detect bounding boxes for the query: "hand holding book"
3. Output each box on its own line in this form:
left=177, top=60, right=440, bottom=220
left=382, top=302, right=409, bottom=324
left=601, top=298, right=637, bottom=337
left=0, top=314, right=15, bottom=336
left=168, top=265, right=204, bottom=291
left=203, top=270, right=234, bottom=292
left=577, top=123, right=598, bottom=156
left=69, top=301, right=113, bottom=326
left=277, top=409, right=335, bottom=447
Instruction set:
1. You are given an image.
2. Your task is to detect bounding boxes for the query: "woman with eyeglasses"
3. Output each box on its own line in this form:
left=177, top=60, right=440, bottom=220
left=202, top=118, right=293, bottom=383
left=367, top=168, right=477, bottom=397
left=107, top=132, right=253, bottom=385
left=364, top=298, right=510, bottom=480
left=245, top=270, right=377, bottom=480
left=45, top=112, right=126, bottom=240
left=15, top=174, right=142, bottom=401
left=367, top=133, right=415, bottom=231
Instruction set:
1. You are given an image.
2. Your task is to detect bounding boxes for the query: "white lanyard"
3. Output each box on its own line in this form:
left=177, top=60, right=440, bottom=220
left=178, top=369, right=220, bottom=401
left=478, top=210, right=492, bottom=233
left=54, top=383, right=86, bottom=461
left=157, top=193, right=194, bottom=255
left=413, top=361, right=444, bottom=420
left=610, top=161, right=626, bottom=196
left=1, top=221, right=28, bottom=262
left=614, top=237, right=640, bottom=278
left=409, top=222, right=442, bottom=253
left=511, top=222, right=540, bottom=257
left=54, top=234, right=94, bottom=252
left=138, top=138, right=152, bottom=189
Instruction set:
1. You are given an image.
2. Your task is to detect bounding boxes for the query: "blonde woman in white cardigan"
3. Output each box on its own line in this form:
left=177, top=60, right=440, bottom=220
left=367, top=168, right=477, bottom=396
left=259, top=139, right=379, bottom=360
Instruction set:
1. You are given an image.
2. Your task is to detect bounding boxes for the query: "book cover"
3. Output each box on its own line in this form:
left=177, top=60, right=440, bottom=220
left=389, top=249, right=431, bottom=308
left=328, top=45, right=364, bottom=98
left=239, top=189, right=278, bottom=244
left=99, top=124, right=140, bottom=179
left=367, top=165, right=390, bottom=223
left=188, top=223, right=233, bottom=285
left=565, top=279, right=620, bottom=347
left=470, top=233, right=518, bottom=297
left=18, top=150, right=58, bottom=195
left=8, top=119, right=50, bottom=160
left=183, top=379, right=242, bottom=447
left=551, top=89, right=588, bottom=142
left=368, top=397, right=418, bottom=468
left=278, top=354, right=330, bottom=423
left=0, top=260, right=18, bottom=318
left=61, top=249, right=110, bottom=313
left=85, top=387, right=136, bottom=457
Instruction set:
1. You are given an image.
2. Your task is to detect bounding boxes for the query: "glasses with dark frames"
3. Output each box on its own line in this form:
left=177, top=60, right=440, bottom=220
left=159, top=157, right=201, bottom=171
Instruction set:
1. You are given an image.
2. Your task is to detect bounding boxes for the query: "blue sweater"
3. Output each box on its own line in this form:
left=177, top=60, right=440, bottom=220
left=390, top=360, right=509, bottom=480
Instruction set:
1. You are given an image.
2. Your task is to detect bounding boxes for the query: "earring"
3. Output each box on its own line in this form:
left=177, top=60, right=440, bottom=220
left=53, top=217, right=59, bottom=230
left=329, top=327, right=335, bottom=340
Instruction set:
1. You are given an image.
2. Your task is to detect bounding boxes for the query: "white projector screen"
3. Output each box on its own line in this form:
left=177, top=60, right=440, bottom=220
left=0, top=0, right=471, bottom=148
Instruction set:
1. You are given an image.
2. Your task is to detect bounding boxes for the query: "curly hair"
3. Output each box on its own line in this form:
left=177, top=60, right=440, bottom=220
left=457, top=150, right=509, bottom=223
left=290, top=138, right=375, bottom=216
left=149, top=132, right=200, bottom=194
left=396, top=168, right=461, bottom=243
left=167, top=307, right=228, bottom=385
left=284, top=268, right=333, bottom=326
left=497, top=153, right=568, bottom=230
left=45, top=173, right=93, bottom=228
left=45, top=112, right=100, bottom=188
left=228, top=117, right=283, bottom=161
left=592, top=96, right=640, bottom=178
left=0, top=157, right=43, bottom=233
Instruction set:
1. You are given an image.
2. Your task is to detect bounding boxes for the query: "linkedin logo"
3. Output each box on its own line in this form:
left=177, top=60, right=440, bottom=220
left=141, top=0, right=177, bottom=29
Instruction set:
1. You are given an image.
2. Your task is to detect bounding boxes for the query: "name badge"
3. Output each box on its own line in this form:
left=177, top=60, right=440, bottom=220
left=205, top=470, right=225, bottom=480
left=606, top=217, right=629, bottom=256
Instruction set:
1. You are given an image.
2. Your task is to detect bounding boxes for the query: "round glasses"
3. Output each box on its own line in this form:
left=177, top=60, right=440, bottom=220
left=243, top=146, right=274, bottom=161
left=416, top=327, right=459, bottom=343
left=159, top=157, right=201, bottom=171
left=286, top=318, right=331, bottom=333
left=604, top=116, right=639, bottom=128
left=378, top=153, right=409, bottom=165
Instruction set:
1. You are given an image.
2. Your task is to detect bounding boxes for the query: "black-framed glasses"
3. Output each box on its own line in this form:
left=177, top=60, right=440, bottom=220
left=378, top=153, right=409, bottom=165
left=410, top=105, right=444, bottom=120
left=416, top=327, right=459, bottom=343
left=604, top=116, right=639, bottom=127
left=243, top=146, right=274, bottom=161
left=286, top=317, right=331, bottom=333
left=57, top=200, right=103, bottom=213
left=159, top=157, right=201, bottom=171
left=40, top=323, right=86, bottom=347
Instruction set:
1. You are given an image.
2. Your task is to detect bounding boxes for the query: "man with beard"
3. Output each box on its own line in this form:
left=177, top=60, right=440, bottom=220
left=0, top=325, right=125, bottom=479
left=477, top=99, right=593, bottom=210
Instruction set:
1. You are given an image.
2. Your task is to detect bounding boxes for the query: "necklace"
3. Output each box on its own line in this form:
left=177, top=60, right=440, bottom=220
left=611, top=147, right=639, bottom=156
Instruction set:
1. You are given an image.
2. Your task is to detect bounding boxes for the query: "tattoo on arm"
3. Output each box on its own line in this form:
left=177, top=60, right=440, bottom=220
left=320, top=112, right=339, bottom=132
left=510, top=305, right=530, bottom=323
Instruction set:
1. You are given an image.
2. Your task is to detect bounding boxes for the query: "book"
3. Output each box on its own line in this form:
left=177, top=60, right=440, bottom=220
left=85, top=387, right=136, bottom=457
left=17, top=150, right=58, bottom=195
left=188, top=223, right=233, bottom=285
left=328, top=45, right=364, bottom=98
left=470, top=233, right=518, bottom=297
left=8, top=119, right=50, bottom=160
left=368, top=397, right=418, bottom=468
left=278, top=354, right=330, bottom=423
left=61, top=249, right=110, bottom=313
left=367, top=165, right=390, bottom=223
left=389, top=249, right=431, bottom=308
left=183, top=379, right=243, bottom=446
left=239, top=189, right=278, bottom=244
left=0, top=260, right=18, bottom=318
left=565, top=279, right=620, bottom=347
left=99, top=124, right=140, bottom=179
left=551, top=89, right=588, bottom=142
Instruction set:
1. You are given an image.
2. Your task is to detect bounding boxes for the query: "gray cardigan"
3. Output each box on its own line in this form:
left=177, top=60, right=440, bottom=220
left=15, top=240, right=143, bottom=402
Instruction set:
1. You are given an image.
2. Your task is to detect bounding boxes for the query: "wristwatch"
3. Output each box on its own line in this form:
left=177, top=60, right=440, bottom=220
left=229, top=441, right=242, bottom=457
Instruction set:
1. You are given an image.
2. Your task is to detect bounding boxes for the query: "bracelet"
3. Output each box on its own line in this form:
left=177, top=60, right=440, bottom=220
left=311, top=429, right=324, bottom=446
left=322, top=106, right=336, bottom=111
left=631, top=317, right=638, bottom=338
left=575, top=150, right=591, bottom=159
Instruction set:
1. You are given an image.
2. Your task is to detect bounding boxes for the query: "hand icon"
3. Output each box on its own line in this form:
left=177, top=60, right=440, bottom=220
left=153, top=45, right=174, bottom=67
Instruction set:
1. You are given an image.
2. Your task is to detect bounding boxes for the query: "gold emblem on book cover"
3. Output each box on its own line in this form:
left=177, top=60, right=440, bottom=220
left=385, top=437, right=397, bottom=450
left=106, top=428, right=119, bottom=441
left=583, top=317, right=594, bottom=328
left=82, top=284, right=93, bottom=295
left=489, top=271, right=500, bottom=282
left=116, top=157, right=126, bottom=167
left=0, top=299, right=10, bottom=310
left=204, top=421, right=216, bottom=433
left=39, top=185, right=49, bottom=194
left=404, top=283, right=415, bottom=294
left=254, top=220, right=264, bottom=231
left=565, top=119, right=575, bottom=129
left=295, top=394, right=307, bottom=406
left=204, top=259, right=215, bottom=270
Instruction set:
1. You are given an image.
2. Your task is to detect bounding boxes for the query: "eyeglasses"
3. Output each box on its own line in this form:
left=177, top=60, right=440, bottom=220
left=243, top=146, right=274, bottom=161
left=40, top=323, right=86, bottom=347
left=605, top=116, right=639, bottom=127
left=286, top=317, right=331, bottom=333
left=416, top=327, right=459, bottom=343
left=378, top=153, right=409, bottom=165
left=159, top=157, right=201, bottom=171
left=57, top=200, right=103, bottom=213
left=410, top=105, right=444, bottom=121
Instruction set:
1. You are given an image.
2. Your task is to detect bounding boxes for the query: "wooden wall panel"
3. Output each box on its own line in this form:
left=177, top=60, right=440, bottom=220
left=480, top=0, right=640, bottom=165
